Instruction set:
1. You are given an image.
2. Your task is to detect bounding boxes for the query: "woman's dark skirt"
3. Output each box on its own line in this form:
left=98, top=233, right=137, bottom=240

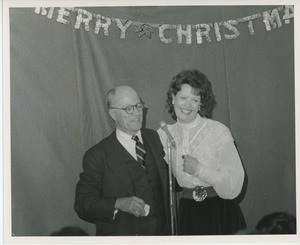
left=179, top=196, right=246, bottom=235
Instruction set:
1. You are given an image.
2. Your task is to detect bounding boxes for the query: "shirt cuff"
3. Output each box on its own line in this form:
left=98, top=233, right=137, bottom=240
left=113, top=209, right=118, bottom=220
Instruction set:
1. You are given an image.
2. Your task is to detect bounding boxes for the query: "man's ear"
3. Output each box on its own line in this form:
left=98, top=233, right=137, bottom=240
left=108, top=109, right=116, bottom=121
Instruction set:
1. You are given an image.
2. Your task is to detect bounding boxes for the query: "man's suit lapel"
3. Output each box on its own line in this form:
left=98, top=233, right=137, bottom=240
left=141, top=130, right=168, bottom=196
left=105, top=131, right=135, bottom=196
left=142, top=130, right=171, bottom=231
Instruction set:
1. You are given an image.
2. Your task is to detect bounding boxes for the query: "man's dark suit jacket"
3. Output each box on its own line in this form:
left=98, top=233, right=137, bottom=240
left=74, top=128, right=170, bottom=235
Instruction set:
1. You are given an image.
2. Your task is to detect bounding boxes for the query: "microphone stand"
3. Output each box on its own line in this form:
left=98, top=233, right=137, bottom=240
left=167, top=139, right=178, bottom=235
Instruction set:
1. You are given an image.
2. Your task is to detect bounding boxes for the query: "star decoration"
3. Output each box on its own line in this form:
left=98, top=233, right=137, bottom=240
left=135, top=24, right=154, bottom=39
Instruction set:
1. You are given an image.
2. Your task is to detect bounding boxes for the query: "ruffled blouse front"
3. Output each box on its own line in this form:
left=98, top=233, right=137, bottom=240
left=157, top=114, right=244, bottom=199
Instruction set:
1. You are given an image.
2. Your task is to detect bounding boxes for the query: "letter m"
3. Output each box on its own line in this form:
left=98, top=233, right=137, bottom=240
left=262, top=8, right=282, bottom=31
left=34, top=7, right=55, bottom=19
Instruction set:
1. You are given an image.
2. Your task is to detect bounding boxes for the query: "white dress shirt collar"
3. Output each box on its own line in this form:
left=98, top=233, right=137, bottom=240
left=116, top=128, right=143, bottom=160
left=116, top=128, right=143, bottom=143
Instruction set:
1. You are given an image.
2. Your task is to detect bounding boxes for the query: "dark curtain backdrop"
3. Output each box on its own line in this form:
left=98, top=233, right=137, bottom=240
left=9, top=6, right=295, bottom=236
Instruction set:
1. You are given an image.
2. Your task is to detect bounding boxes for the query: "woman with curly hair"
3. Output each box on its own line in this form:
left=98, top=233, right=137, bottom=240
left=157, top=69, right=246, bottom=235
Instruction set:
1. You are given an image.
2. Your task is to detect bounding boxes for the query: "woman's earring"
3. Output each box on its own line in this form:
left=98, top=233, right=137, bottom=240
left=172, top=100, right=174, bottom=105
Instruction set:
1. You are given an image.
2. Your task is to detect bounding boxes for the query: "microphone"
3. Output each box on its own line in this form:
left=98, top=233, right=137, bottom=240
left=160, top=121, right=175, bottom=146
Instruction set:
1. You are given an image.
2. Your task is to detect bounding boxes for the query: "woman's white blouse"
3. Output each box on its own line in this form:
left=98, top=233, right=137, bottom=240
left=157, top=114, right=244, bottom=199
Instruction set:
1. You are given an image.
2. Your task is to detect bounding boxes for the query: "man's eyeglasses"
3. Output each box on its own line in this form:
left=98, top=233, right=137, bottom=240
left=109, top=102, right=145, bottom=114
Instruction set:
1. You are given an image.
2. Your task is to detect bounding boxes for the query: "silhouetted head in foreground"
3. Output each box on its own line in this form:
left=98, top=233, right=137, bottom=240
left=255, top=212, right=296, bottom=234
left=50, top=226, right=89, bottom=236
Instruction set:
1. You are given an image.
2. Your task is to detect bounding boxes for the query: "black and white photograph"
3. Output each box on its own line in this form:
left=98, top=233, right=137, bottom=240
left=2, top=0, right=299, bottom=244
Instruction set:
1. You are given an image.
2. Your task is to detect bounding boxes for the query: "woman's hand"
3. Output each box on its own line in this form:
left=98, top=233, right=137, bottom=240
left=182, top=154, right=199, bottom=175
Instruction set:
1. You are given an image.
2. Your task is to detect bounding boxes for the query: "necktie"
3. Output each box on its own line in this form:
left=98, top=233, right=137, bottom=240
left=132, top=135, right=146, bottom=169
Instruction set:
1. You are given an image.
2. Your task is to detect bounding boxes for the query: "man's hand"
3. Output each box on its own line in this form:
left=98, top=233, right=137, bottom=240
left=182, top=154, right=199, bottom=175
left=115, top=197, right=145, bottom=217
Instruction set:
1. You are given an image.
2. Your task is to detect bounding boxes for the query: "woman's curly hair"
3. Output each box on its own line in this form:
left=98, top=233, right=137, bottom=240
left=166, top=69, right=216, bottom=120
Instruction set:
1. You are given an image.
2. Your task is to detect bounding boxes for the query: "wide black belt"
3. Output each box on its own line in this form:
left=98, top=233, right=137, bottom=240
left=182, top=186, right=218, bottom=202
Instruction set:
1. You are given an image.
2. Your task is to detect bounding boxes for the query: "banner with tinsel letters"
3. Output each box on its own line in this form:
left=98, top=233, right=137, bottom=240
left=34, top=5, right=294, bottom=45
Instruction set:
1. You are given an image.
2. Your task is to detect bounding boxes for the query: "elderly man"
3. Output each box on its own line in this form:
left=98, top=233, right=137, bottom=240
left=74, top=86, right=170, bottom=236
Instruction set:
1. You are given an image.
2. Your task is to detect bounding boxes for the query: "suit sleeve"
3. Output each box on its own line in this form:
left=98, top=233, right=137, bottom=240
left=74, top=149, right=117, bottom=223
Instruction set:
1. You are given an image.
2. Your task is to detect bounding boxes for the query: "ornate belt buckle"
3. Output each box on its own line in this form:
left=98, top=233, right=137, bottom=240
left=192, top=186, right=207, bottom=202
